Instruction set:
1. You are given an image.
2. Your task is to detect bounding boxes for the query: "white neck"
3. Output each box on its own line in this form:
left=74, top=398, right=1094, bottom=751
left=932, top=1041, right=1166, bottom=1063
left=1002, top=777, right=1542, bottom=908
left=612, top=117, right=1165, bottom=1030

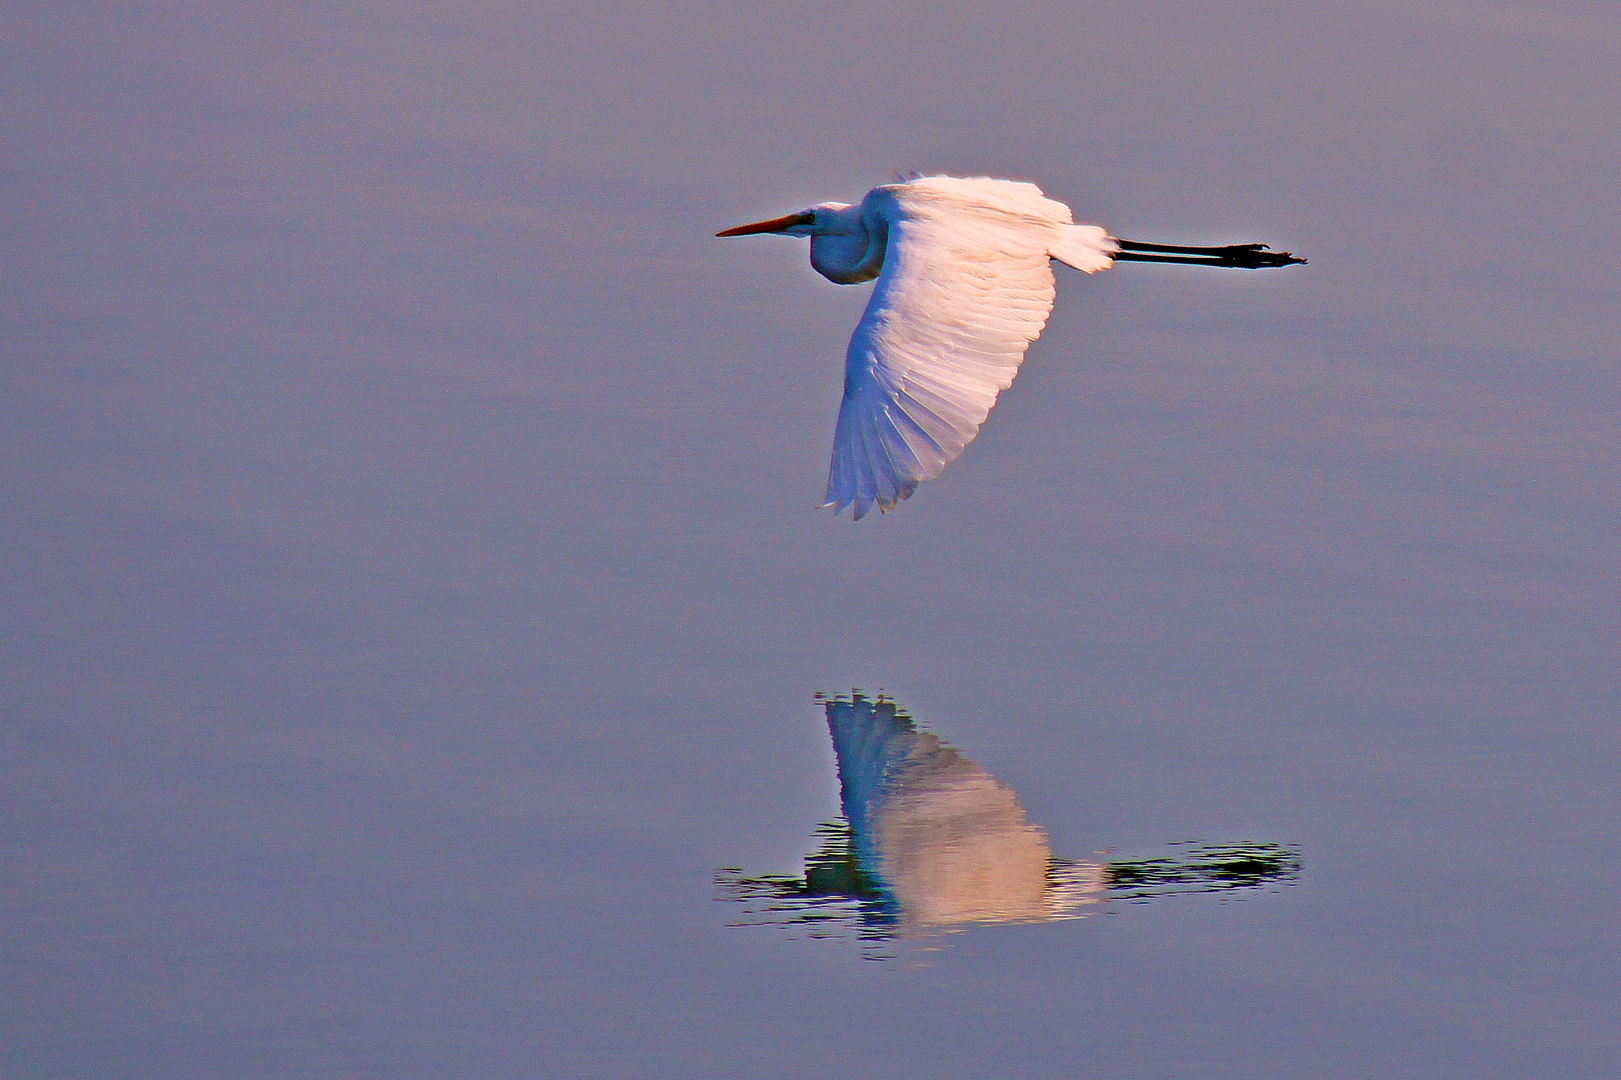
left=808, top=203, right=885, bottom=284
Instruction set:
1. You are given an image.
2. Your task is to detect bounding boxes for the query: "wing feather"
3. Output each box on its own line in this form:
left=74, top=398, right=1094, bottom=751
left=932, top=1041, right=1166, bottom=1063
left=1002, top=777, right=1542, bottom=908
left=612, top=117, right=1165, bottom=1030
left=823, top=177, right=1078, bottom=518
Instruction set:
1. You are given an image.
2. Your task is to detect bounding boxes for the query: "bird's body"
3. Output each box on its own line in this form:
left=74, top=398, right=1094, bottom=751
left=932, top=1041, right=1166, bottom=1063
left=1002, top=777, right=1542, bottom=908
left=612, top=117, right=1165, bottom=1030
left=718, top=176, right=1302, bottom=519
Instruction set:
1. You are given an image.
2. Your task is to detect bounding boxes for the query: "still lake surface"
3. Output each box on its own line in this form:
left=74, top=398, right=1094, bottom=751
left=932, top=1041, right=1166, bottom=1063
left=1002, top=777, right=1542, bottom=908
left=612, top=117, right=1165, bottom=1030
left=7, top=3, right=1620, bottom=1077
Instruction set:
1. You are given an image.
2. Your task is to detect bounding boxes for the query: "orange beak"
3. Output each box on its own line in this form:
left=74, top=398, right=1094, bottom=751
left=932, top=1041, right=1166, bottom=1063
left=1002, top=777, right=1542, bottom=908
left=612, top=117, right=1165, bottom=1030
left=715, top=212, right=816, bottom=237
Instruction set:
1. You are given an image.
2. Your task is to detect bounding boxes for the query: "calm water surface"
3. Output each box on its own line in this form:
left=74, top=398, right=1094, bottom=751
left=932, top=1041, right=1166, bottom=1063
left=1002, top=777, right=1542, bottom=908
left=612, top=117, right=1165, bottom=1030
left=6, top=3, right=1620, bottom=1077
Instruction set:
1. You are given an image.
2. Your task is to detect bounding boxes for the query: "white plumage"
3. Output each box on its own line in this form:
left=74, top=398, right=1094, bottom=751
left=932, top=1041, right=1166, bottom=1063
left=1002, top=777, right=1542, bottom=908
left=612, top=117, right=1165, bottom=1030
left=717, top=175, right=1301, bottom=519
left=826, top=178, right=1113, bottom=519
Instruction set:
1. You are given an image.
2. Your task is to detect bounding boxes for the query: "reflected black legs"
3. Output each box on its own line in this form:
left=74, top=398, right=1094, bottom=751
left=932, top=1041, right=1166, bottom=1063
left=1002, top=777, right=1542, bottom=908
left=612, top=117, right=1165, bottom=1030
left=1113, top=238, right=1307, bottom=269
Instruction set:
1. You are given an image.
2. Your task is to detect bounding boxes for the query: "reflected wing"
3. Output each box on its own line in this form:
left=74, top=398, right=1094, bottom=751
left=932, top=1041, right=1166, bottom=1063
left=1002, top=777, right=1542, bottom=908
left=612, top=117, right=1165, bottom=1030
left=823, top=179, right=1073, bottom=519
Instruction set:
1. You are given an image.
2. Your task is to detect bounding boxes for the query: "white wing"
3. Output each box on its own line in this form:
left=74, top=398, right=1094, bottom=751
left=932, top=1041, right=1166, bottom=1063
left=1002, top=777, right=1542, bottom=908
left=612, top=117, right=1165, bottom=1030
left=823, top=177, right=1109, bottom=519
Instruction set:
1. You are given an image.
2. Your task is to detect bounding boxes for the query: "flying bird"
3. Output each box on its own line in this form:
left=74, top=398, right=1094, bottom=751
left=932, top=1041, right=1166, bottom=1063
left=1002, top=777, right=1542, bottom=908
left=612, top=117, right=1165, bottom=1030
left=717, top=175, right=1305, bottom=519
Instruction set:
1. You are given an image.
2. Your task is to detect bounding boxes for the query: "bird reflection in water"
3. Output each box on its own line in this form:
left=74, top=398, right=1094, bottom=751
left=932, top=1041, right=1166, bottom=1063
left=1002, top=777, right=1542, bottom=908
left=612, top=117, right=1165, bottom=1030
left=717, top=692, right=1300, bottom=955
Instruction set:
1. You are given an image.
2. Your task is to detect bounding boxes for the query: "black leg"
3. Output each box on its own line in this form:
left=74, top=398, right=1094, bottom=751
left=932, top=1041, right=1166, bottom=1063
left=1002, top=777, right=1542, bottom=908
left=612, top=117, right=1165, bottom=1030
left=1113, top=238, right=1306, bottom=269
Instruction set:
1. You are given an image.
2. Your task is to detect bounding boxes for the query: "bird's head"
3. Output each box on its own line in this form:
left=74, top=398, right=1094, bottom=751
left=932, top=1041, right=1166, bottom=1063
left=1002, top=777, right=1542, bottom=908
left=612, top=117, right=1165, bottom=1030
left=716, top=202, right=853, bottom=238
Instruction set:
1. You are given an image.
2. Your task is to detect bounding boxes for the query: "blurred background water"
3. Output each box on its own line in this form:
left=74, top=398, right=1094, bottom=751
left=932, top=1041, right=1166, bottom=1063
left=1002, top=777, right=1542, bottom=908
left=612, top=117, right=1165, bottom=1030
left=5, top=2, right=1620, bottom=1077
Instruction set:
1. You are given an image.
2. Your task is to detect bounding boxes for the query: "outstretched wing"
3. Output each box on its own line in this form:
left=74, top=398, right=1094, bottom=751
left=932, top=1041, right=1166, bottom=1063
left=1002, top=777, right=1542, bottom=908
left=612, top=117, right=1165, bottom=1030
left=823, top=178, right=1096, bottom=519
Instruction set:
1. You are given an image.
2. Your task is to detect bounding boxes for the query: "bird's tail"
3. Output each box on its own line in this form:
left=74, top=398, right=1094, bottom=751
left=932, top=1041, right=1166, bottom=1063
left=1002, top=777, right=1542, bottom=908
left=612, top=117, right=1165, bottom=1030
left=1052, top=224, right=1117, bottom=274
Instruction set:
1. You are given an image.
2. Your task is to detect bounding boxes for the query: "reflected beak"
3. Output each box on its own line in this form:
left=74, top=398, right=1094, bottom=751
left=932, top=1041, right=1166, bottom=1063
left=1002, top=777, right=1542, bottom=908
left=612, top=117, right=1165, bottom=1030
left=715, top=212, right=815, bottom=237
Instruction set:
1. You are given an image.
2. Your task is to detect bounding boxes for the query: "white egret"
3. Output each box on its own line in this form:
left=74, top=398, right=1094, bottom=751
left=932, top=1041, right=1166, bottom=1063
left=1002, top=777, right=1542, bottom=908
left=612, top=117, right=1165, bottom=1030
left=718, top=175, right=1304, bottom=519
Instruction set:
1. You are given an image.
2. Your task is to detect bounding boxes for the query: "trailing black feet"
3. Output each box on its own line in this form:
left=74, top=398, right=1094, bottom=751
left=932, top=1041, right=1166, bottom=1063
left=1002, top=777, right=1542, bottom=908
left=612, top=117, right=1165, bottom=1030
left=1112, top=238, right=1307, bottom=269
